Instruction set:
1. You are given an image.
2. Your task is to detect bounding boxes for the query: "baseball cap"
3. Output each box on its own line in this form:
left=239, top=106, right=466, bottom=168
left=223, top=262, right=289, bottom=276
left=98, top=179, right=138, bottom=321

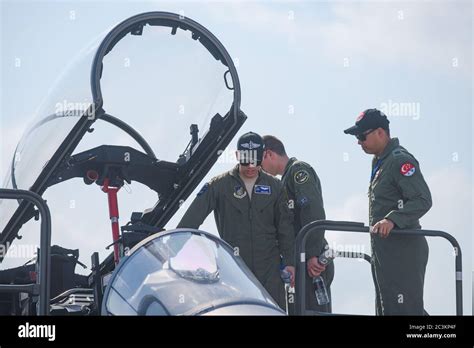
left=237, top=132, right=264, bottom=166
left=344, top=108, right=390, bottom=136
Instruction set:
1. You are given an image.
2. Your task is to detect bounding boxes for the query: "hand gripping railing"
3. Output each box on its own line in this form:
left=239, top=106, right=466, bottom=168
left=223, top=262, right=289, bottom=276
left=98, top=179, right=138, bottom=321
left=294, top=220, right=463, bottom=316
left=0, top=189, right=51, bottom=315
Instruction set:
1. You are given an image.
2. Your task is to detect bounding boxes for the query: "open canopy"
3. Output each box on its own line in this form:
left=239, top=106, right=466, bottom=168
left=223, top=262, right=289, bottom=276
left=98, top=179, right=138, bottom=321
left=0, top=12, right=246, bottom=261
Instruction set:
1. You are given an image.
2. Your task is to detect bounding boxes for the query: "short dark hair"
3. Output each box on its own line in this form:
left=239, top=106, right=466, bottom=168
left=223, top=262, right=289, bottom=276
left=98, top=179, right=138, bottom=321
left=262, top=135, right=287, bottom=156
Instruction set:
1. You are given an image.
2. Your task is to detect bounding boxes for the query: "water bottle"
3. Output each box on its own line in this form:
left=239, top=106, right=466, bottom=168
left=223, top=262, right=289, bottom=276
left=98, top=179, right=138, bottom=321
left=280, top=265, right=292, bottom=315
left=318, top=248, right=338, bottom=266
left=312, top=248, right=337, bottom=305
left=280, top=268, right=292, bottom=284
left=313, top=276, right=329, bottom=305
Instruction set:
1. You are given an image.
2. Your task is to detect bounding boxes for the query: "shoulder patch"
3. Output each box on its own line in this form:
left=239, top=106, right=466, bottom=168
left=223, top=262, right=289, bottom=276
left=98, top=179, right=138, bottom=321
left=197, top=183, right=209, bottom=196
left=294, top=169, right=309, bottom=184
left=400, top=162, right=416, bottom=177
left=297, top=196, right=309, bottom=207
left=233, top=185, right=247, bottom=199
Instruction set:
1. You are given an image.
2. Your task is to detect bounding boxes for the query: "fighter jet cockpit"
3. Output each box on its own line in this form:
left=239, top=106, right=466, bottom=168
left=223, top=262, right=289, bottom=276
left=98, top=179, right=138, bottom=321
left=0, top=11, right=286, bottom=316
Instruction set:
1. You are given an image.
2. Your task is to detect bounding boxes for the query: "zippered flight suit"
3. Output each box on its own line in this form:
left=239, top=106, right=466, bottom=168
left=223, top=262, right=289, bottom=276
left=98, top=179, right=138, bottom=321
left=369, top=138, right=432, bottom=315
left=178, top=165, right=295, bottom=309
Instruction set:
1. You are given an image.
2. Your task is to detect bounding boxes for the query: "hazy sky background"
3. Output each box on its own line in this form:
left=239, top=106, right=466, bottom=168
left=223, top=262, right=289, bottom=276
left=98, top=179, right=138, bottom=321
left=1, top=0, right=472, bottom=315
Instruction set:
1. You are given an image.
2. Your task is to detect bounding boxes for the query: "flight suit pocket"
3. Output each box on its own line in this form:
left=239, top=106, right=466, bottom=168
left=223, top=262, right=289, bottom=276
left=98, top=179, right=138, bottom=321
left=224, top=189, right=247, bottom=214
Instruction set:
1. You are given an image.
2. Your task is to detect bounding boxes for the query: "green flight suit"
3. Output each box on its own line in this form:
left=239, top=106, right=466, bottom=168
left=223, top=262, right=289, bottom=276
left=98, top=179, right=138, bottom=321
left=177, top=165, right=295, bottom=309
left=281, top=158, right=334, bottom=314
left=369, top=138, right=432, bottom=315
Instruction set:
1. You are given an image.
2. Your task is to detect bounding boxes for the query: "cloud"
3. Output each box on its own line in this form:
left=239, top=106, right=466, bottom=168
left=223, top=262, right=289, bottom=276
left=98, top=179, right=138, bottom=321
left=207, top=2, right=295, bottom=33
left=422, top=167, right=472, bottom=314
left=316, top=2, right=471, bottom=72
left=324, top=193, right=374, bottom=314
left=327, top=193, right=368, bottom=223
left=207, top=1, right=471, bottom=73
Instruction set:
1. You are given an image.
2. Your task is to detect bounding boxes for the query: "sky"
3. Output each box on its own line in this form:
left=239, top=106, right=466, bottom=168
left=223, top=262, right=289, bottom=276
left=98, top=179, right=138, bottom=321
left=0, top=0, right=472, bottom=315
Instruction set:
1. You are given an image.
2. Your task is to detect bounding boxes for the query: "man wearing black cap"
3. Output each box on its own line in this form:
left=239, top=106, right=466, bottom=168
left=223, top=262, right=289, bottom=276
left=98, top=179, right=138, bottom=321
left=344, top=108, right=432, bottom=315
left=178, top=132, right=295, bottom=310
left=261, top=135, right=334, bottom=314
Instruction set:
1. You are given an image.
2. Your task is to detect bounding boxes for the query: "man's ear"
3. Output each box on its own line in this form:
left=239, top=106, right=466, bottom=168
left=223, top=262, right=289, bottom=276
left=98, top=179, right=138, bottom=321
left=377, top=127, right=389, bottom=139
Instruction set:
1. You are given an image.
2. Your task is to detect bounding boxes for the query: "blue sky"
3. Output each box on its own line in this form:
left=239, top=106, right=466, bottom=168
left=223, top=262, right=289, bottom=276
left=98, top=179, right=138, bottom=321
left=1, top=0, right=472, bottom=315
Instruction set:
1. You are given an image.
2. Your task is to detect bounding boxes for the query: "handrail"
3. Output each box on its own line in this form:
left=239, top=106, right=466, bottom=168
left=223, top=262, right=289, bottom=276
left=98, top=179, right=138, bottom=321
left=0, top=189, right=51, bottom=315
left=294, top=220, right=463, bottom=316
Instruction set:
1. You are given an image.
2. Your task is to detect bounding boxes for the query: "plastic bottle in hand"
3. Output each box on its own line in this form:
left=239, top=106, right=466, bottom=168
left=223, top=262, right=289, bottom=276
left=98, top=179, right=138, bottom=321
left=313, top=276, right=329, bottom=305
left=312, top=248, right=337, bottom=305
left=280, top=267, right=292, bottom=284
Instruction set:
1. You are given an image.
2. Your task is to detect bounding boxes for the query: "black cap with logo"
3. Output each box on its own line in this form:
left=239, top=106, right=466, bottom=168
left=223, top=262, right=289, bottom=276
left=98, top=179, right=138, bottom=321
left=344, top=108, right=390, bottom=136
left=237, top=132, right=264, bottom=166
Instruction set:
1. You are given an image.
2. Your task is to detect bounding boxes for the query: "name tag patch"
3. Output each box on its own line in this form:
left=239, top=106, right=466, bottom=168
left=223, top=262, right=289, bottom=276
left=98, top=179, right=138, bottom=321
left=254, top=185, right=271, bottom=195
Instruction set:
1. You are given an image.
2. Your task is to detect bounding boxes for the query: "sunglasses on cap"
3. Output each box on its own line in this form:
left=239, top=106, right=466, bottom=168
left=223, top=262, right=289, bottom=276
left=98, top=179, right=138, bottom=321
left=356, top=129, right=376, bottom=142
